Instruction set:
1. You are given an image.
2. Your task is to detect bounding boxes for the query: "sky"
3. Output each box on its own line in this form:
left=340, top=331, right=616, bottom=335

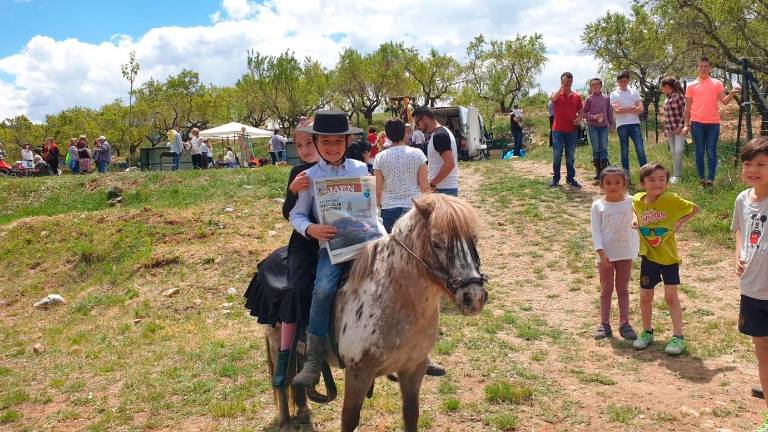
left=0, top=0, right=631, bottom=122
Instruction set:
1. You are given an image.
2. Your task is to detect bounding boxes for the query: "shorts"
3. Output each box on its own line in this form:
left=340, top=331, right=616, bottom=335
left=639, top=256, right=680, bottom=289
left=739, top=295, right=768, bottom=337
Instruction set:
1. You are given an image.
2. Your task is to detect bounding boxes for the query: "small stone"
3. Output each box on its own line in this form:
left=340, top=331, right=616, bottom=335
left=133, top=318, right=143, bottom=325
left=272, top=198, right=285, bottom=204
left=223, top=206, right=235, bottom=213
left=108, top=196, right=123, bottom=206
left=162, top=288, right=180, bottom=297
left=33, top=294, right=66, bottom=309
left=220, top=302, right=234, bottom=308
left=193, top=298, right=203, bottom=306
left=267, top=230, right=277, bottom=237
left=32, top=343, right=45, bottom=354
left=40, top=231, right=50, bottom=238
left=496, top=220, right=505, bottom=226
left=222, top=309, right=232, bottom=315
left=226, top=287, right=238, bottom=295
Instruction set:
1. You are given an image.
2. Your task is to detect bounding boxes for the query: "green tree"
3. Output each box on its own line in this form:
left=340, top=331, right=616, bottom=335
left=582, top=4, right=693, bottom=114
left=333, top=42, right=415, bottom=124
left=121, top=50, right=140, bottom=164
left=647, top=0, right=768, bottom=73
left=404, top=48, right=464, bottom=107
left=245, top=50, right=331, bottom=133
left=465, top=34, right=548, bottom=114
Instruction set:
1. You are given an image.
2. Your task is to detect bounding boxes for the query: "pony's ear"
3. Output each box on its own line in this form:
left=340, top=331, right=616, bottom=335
left=412, top=197, right=434, bottom=221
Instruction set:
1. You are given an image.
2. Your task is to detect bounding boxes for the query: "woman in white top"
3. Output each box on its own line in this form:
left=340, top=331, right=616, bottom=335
left=373, top=118, right=430, bottom=233
left=189, top=128, right=204, bottom=169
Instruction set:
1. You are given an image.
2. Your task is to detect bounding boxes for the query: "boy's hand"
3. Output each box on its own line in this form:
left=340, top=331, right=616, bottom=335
left=306, top=224, right=336, bottom=241
left=736, top=257, right=746, bottom=277
left=631, top=219, right=638, bottom=229
left=289, top=171, right=310, bottom=194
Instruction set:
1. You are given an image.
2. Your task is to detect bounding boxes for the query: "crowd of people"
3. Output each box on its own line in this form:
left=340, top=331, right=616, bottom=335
left=0, top=135, right=112, bottom=176
left=548, top=57, right=740, bottom=188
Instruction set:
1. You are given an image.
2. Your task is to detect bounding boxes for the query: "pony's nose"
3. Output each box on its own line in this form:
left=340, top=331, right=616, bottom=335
left=462, top=292, right=473, bottom=308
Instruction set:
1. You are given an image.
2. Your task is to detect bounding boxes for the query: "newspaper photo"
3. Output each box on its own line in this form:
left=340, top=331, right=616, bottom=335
left=313, top=175, right=384, bottom=264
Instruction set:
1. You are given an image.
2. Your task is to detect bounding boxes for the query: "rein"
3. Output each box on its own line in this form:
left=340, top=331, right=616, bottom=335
left=391, top=237, right=488, bottom=293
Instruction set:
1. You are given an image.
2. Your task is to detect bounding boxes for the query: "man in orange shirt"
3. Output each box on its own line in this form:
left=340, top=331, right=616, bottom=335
left=682, top=57, right=741, bottom=186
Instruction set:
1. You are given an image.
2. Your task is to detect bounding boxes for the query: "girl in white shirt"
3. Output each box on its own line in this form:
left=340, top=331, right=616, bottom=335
left=590, top=166, right=639, bottom=340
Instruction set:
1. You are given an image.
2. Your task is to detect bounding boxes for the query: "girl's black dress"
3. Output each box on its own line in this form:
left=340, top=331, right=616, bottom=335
left=244, top=163, right=319, bottom=326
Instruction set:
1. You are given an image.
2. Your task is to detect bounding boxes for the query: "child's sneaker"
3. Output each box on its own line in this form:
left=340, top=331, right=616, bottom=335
left=633, top=330, right=654, bottom=350
left=619, top=323, right=637, bottom=340
left=594, top=323, right=612, bottom=339
left=664, top=336, right=686, bottom=355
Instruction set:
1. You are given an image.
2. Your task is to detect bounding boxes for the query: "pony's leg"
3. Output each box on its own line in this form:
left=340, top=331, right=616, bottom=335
left=293, top=383, right=311, bottom=425
left=398, top=359, right=427, bottom=432
left=276, top=388, right=292, bottom=432
left=341, top=369, right=375, bottom=432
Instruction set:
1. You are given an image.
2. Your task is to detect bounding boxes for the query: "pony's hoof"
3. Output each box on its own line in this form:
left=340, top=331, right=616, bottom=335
left=279, top=424, right=294, bottom=432
left=295, top=409, right=312, bottom=425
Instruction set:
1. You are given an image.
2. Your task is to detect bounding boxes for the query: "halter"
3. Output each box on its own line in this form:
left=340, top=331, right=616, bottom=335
left=391, top=237, right=488, bottom=294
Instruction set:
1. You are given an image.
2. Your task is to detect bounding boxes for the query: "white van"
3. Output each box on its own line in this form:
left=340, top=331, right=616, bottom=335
left=430, top=106, right=488, bottom=160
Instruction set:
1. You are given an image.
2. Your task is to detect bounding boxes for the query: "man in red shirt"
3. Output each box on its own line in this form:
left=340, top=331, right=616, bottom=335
left=549, top=72, right=583, bottom=188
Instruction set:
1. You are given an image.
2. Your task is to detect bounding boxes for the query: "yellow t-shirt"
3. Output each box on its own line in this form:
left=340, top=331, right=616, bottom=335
left=633, top=191, right=696, bottom=265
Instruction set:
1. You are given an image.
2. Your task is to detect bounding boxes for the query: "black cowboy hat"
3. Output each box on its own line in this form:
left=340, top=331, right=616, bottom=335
left=296, top=110, right=362, bottom=135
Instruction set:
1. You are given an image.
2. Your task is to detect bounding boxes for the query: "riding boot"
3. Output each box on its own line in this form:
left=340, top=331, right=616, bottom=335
left=293, top=333, right=327, bottom=387
left=592, top=159, right=601, bottom=185
left=592, top=159, right=600, bottom=180
left=272, top=349, right=290, bottom=388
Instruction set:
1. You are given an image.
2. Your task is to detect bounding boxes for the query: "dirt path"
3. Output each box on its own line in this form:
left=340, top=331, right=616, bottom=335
left=457, top=159, right=762, bottom=431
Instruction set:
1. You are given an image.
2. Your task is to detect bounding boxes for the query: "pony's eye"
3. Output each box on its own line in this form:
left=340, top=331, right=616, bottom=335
left=431, top=241, right=443, bottom=250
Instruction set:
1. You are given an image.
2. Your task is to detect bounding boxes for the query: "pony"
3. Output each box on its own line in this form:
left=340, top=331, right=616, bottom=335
left=265, top=193, right=488, bottom=431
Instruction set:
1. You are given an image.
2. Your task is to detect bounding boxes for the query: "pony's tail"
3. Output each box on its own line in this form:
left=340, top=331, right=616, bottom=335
left=346, top=242, right=376, bottom=290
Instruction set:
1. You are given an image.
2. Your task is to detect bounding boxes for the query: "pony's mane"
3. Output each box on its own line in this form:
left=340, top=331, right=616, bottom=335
left=420, top=193, right=479, bottom=240
left=344, top=194, right=478, bottom=291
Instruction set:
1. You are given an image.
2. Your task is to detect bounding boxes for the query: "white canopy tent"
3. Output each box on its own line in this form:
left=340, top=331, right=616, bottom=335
left=200, top=122, right=273, bottom=167
left=199, top=122, right=273, bottom=139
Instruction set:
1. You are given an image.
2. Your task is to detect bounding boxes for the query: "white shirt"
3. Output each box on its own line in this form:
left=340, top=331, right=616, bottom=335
left=373, top=145, right=427, bottom=209
left=590, top=197, right=639, bottom=261
left=427, top=126, right=458, bottom=189
left=611, top=88, right=642, bottom=127
left=190, top=137, right=203, bottom=155
left=21, top=148, right=34, bottom=162
left=732, top=189, right=768, bottom=300
left=224, top=150, right=236, bottom=163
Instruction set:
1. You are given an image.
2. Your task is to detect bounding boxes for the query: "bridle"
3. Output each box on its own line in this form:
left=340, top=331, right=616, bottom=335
left=391, top=237, right=488, bottom=294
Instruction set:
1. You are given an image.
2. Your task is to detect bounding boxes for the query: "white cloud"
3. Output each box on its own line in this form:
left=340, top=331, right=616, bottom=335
left=0, top=0, right=631, bottom=122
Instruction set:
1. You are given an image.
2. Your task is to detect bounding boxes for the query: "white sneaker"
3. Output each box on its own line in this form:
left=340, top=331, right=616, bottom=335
left=670, top=176, right=679, bottom=184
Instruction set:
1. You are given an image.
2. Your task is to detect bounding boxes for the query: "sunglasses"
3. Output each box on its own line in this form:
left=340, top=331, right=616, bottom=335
left=639, top=227, right=669, bottom=236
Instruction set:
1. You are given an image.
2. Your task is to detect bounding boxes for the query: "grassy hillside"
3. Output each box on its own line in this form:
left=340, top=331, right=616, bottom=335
left=0, top=168, right=297, bottom=431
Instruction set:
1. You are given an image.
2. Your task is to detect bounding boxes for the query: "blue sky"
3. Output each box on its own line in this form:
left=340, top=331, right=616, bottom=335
left=0, top=0, right=220, bottom=57
left=0, top=0, right=631, bottom=121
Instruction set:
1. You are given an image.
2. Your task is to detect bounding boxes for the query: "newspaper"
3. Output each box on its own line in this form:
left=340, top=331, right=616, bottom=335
left=313, top=175, right=384, bottom=264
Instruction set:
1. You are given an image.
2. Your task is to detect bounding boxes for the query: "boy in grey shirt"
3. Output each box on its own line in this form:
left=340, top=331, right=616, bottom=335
left=732, top=136, right=768, bottom=431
